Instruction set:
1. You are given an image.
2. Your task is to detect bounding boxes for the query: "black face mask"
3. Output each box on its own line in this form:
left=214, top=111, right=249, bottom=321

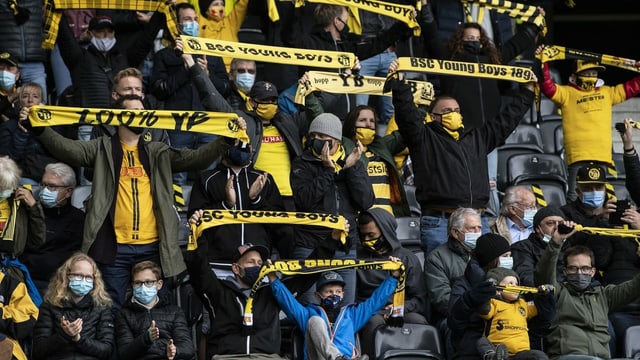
left=125, top=126, right=145, bottom=135
left=310, top=139, right=333, bottom=155
left=463, top=41, right=482, bottom=54
left=337, top=18, right=350, bottom=39
left=226, top=146, right=252, bottom=167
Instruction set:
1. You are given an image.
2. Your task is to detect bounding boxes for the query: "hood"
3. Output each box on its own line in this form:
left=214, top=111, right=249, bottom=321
left=363, top=208, right=401, bottom=251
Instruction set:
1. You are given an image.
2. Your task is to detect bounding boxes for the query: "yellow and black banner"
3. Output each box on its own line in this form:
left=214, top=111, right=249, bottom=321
left=537, top=45, right=640, bottom=73
left=243, top=259, right=405, bottom=326
left=295, top=71, right=434, bottom=106
left=390, top=57, right=536, bottom=83
left=28, top=105, right=248, bottom=142
left=462, top=0, right=546, bottom=36
left=188, top=210, right=347, bottom=250
left=181, top=36, right=356, bottom=70
left=42, top=0, right=179, bottom=49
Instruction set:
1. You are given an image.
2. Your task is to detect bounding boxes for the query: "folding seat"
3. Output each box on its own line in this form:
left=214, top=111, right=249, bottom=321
left=504, top=124, right=544, bottom=150
left=70, top=185, right=93, bottom=212
left=403, top=184, right=421, bottom=217
left=625, top=325, right=640, bottom=359
left=373, top=324, right=445, bottom=360
left=507, top=153, right=568, bottom=207
left=496, top=145, right=543, bottom=193
left=539, top=117, right=563, bottom=155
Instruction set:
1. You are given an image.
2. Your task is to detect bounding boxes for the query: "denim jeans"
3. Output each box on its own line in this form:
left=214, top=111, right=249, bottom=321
left=18, top=62, right=47, bottom=102
left=168, top=130, right=218, bottom=185
left=420, top=215, right=490, bottom=255
left=355, top=51, right=397, bottom=124
left=50, top=44, right=72, bottom=98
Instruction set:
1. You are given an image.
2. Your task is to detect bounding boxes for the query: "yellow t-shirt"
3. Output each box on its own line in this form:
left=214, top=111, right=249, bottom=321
left=254, top=125, right=292, bottom=197
left=114, top=142, right=158, bottom=245
left=366, top=153, right=393, bottom=214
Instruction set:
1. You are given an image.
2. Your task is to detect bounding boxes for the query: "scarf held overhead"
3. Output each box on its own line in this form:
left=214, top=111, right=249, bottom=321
left=181, top=36, right=356, bottom=69
left=537, top=45, right=640, bottom=73
left=461, top=0, right=547, bottom=36
left=28, top=105, right=248, bottom=142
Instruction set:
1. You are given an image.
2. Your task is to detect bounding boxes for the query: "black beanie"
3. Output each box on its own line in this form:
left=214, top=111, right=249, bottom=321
left=533, top=206, right=565, bottom=229
left=475, top=234, right=510, bottom=268
left=485, top=267, right=520, bottom=285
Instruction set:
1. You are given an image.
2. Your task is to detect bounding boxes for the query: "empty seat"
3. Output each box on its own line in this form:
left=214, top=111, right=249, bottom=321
left=70, top=185, right=92, bottom=212
left=403, top=184, right=421, bottom=217
left=504, top=124, right=544, bottom=150
left=608, top=152, right=626, bottom=180
left=373, top=324, right=445, bottom=360
left=496, top=146, right=543, bottom=192
left=507, top=153, right=569, bottom=207
left=625, top=325, right=640, bottom=359
left=609, top=179, right=632, bottom=204
left=539, top=118, right=563, bottom=155
left=396, top=217, right=420, bottom=250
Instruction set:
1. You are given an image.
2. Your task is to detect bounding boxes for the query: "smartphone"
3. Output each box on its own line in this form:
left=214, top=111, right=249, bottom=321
left=610, top=199, right=631, bottom=226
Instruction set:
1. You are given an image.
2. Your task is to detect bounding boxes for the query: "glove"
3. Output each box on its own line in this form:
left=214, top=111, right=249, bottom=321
left=537, top=284, right=555, bottom=295
left=463, top=280, right=496, bottom=307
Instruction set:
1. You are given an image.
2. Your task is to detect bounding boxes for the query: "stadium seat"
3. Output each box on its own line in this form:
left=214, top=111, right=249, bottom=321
left=292, top=326, right=362, bottom=360
left=539, top=118, right=563, bottom=155
left=70, top=185, right=92, bottom=212
left=504, top=124, right=544, bottom=150
left=177, top=185, right=192, bottom=247
left=403, top=185, right=421, bottom=217
left=496, top=145, right=543, bottom=192
left=610, top=179, right=632, bottom=204
left=625, top=325, right=640, bottom=359
left=609, top=152, right=626, bottom=181
left=373, top=324, right=445, bottom=360
left=507, top=153, right=569, bottom=207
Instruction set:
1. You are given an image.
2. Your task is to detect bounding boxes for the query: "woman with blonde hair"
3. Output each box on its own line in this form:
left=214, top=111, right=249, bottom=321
left=32, top=252, right=114, bottom=359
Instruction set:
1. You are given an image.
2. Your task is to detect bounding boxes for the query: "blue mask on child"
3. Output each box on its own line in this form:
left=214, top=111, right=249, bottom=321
left=69, top=279, right=93, bottom=297
left=581, top=191, right=605, bottom=209
left=320, top=295, right=342, bottom=309
left=133, top=284, right=158, bottom=304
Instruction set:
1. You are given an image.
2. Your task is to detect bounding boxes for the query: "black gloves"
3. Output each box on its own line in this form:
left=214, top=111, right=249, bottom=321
left=537, top=284, right=555, bottom=295
left=463, top=280, right=496, bottom=307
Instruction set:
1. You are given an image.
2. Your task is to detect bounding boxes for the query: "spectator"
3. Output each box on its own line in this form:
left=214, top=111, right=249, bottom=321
left=0, top=156, right=45, bottom=256
left=620, top=118, right=640, bottom=205
left=0, top=49, right=21, bottom=120
left=198, top=0, right=250, bottom=71
left=342, top=105, right=410, bottom=216
left=534, top=225, right=640, bottom=359
left=476, top=267, right=552, bottom=360
left=20, top=94, right=234, bottom=311
left=387, top=59, right=536, bottom=255
left=269, top=266, right=401, bottom=360
left=32, top=252, right=114, bottom=359
left=425, top=208, right=480, bottom=323
left=539, top=51, right=640, bottom=201
left=19, top=162, right=83, bottom=296
left=227, top=58, right=256, bottom=111
left=115, top=260, right=194, bottom=360
left=356, top=208, right=428, bottom=357
left=490, top=186, right=537, bottom=245
left=0, top=0, right=47, bottom=101
left=448, top=233, right=512, bottom=360
left=291, top=113, right=375, bottom=304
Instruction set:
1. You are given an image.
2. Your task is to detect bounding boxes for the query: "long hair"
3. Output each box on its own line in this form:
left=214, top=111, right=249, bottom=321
left=342, top=105, right=378, bottom=140
left=447, top=23, right=501, bottom=65
left=44, top=253, right=112, bottom=308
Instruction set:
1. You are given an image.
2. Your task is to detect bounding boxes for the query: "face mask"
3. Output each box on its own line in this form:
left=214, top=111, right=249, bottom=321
left=208, top=5, right=225, bottom=21
left=522, top=209, right=536, bottom=228
left=362, top=236, right=391, bottom=255
left=240, top=265, right=262, bottom=286
left=68, top=279, right=93, bottom=297
left=235, top=73, right=255, bottom=94
left=576, top=75, right=597, bottom=91
left=581, top=191, right=605, bottom=209
left=310, top=139, right=332, bottom=156
left=91, top=36, right=117, bottom=52
left=39, top=187, right=60, bottom=208
left=181, top=21, right=200, bottom=37
left=124, top=125, right=145, bottom=135
left=463, top=232, right=481, bottom=249
left=0, top=71, right=16, bottom=90
left=320, top=294, right=342, bottom=309
left=565, top=273, right=592, bottom=292
left=355, top=127, right=375, bottom=146
left=542, top=233, right=552, bottom=243
left=255, top=103, right=277, bottom=121
left=463, top=41, right=482, bottom=53
left=226, top=146, right=252, bottom=167
left=437, top=112, right=464, bottom=140
left=336, top=19, right=350, bottom=39
left=0, top=189, right=13, bottom=201
left=133, top=284, right=158, bottom=304
left=498, top=256, right=514, bottom=269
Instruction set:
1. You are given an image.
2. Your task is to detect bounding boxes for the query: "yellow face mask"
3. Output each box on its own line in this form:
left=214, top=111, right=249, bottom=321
left=255, top=103, right=277, bottom=121
left=576, top=75, right=597, bottom=91
left=208, top=5, right=225, bottom=21
left=438, top=111, right=464, bottom=140
left=354, top=127, right=375, bottom=146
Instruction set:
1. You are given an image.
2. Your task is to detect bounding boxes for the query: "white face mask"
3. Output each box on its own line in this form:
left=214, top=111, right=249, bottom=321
left=91, top=36, right=116, bottom=52
left=542, top=234, right=552, bottom=243
left=498, top=256, right=514, bottom=269
left=0, top=189, right=13, bottom=201
left=463, top=232, right=481, bottom=249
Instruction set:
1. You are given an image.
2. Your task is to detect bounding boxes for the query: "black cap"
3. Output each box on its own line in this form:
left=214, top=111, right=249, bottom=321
left=576, top=163, right=606, bottom=184
left=0, top=50, right=18, bottom=67
left=533, top=206, right=565, bottom=229
left=232, top=243, right=269, bottom=263
left=474, top=234, right=511, bottom=268
left=316, top=271, right=345, bottom=290
left=249, top=81, right=278, bottom=101
left=89, top=15, right=115, bottom=31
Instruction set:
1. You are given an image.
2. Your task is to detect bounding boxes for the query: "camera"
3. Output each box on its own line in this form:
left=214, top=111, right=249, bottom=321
left=609, top=199, right=631, bottom=226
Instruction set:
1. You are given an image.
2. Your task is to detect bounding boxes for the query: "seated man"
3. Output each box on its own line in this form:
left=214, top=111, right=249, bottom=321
left=490, top=186, right=537, bottom=244
left=355, top=208, right=427, bottom=357
left=270, top=266, right=401, bottom=360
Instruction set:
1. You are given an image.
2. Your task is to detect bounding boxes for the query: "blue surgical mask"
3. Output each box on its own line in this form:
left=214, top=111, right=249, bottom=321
left=133, top=284, right=158, bottom=304
left=581, top=191, right=605, bottom=209
left=0, top=71, right=16, bottom=90
left=39, top=187, right=60, bottom=208
left=463, top=232, right=481, bottom=249
left=91, top=36, right=116, bottom=52
left=0, top=189, right=13, bottom=201
left=320, top=294, right=342, bottom=309
left=181, top=21, right=200, bottom=37
left=498, top=256, right=514, bottom=269
left=69, top=279, right=93, bottom=297
left=235, top=73, right=255, bottom=94
left=522, top=209, right=536, bottom=228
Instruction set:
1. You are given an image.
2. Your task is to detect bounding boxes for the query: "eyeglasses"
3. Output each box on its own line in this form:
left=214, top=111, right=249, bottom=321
left=235, top=68, right=256, bottom=74
left=565, top=265, right=594, bottom=274
left=41, top=183, right=70, bottom=191
left=68, top=273, right=94, bottom=282
left=132, top=280, right=158, bottom=288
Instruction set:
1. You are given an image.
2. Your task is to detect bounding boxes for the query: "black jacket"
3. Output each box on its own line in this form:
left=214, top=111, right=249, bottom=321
left=390, top=78, right=533, bottom=211
left=115, top=297, right=195, bottom=360
left=33, top=297, right=114, bottom=360
left=511, top=232, right=566, bottom=287
left=0, top=0, right=45, bottom=62
left=624, top=151, right=640, bottom=205
left=291, top=140, right=375, bottom=249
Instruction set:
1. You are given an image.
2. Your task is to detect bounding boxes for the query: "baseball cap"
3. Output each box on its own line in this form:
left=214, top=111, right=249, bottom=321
left=576, top=163, right=606, bottom=184
left=249, top=81, right=278, bottom=101
left=89, top=15, right=115, bottom=31
left=315, top=271, right=346, bottom=290
left=0, top=50, right=18, bottom=67
left=232, top=243, right=269, bottom=263
left=574, top=60, right=605, bottom=74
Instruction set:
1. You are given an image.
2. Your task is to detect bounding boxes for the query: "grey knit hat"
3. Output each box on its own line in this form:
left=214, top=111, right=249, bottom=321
left=309, top=113, right=342, bottom=140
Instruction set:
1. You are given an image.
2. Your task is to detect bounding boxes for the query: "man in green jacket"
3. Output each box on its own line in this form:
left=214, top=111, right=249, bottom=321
left=535, top=222, right=640, bottom=359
